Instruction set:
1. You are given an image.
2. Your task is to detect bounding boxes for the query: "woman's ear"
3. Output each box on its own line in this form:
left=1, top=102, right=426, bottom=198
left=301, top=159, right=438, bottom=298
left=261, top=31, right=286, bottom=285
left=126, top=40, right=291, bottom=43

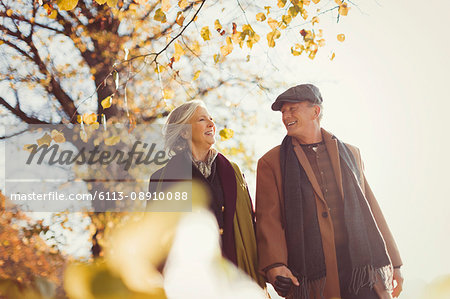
left=180, top=129, right=190, bottom=139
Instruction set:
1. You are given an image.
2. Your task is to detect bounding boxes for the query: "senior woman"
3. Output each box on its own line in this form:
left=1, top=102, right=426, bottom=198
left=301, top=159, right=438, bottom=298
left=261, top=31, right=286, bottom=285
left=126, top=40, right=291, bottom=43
left=149, top=100, right=265, bottom=288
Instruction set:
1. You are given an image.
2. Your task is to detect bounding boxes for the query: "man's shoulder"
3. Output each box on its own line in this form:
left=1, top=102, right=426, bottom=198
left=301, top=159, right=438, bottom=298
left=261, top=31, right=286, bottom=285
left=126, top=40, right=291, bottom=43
left=258, top=145, right=281, bottom=165
left=340, top=141, right=361, bottom=161
left=343, top=142, right=359, bottom=153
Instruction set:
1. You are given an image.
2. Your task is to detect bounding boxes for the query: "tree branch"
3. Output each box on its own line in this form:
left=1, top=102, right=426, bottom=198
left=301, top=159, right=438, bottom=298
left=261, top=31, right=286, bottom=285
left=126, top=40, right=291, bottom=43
left=0, top=96, right=48, bottom=124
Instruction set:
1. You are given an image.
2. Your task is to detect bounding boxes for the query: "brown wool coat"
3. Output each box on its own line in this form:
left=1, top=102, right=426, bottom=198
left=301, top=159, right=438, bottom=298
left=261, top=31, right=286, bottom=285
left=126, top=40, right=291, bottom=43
left=255, top=128, right=402, bottom=299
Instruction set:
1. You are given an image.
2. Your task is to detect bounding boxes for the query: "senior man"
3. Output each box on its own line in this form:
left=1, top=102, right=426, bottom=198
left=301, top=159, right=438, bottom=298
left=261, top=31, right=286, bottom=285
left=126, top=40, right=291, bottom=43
left=255, top=84, right=403, bottom=299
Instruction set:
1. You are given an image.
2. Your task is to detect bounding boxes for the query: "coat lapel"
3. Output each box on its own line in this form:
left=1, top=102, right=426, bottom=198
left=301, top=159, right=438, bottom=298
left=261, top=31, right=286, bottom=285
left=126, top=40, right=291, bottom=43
left=322, top=129, right=344, bottom=199
left=291, top=138, right=326, bottom=204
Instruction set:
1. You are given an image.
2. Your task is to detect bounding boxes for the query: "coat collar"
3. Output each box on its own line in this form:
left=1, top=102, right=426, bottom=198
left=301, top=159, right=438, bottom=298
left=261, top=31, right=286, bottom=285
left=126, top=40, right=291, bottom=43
left=291, top=128, right=344, bottom=205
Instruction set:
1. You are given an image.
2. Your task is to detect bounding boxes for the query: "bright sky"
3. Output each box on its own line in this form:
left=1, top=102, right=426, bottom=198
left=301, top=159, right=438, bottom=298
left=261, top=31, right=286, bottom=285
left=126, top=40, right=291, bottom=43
left=242, top=0, right=450, bottom=297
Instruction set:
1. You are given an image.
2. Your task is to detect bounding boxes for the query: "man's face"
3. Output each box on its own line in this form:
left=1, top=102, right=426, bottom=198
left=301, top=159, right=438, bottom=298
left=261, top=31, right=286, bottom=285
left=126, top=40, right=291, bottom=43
left=281, top=101, right=317, bottom=138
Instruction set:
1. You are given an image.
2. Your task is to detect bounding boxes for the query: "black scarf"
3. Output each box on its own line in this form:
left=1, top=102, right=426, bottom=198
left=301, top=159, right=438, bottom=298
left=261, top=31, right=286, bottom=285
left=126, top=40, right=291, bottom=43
left=280, top=135, right=392, bottom=299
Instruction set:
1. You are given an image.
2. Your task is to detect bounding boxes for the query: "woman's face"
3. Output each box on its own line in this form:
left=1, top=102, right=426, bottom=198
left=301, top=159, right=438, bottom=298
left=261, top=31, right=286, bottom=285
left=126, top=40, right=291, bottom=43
left=188, top=106, right=216, bottom=151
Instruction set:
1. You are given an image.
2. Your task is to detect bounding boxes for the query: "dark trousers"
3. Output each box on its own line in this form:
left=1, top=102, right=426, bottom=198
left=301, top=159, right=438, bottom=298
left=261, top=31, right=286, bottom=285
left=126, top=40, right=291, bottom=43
left=336, top=245, right=379, bottom=299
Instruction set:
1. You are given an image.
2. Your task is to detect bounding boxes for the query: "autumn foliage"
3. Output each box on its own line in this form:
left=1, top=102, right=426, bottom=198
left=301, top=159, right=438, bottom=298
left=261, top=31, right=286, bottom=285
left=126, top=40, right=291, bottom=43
left=0, top=191, right=66, bottom=298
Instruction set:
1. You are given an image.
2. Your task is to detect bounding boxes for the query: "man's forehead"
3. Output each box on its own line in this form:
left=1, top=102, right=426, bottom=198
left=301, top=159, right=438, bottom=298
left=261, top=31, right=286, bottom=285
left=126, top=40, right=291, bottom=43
left=280, top=101, right=305, bottom=110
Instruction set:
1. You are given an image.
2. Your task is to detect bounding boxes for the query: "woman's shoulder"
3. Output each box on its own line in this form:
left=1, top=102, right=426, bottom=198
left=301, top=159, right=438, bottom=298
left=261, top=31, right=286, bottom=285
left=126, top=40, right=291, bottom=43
left=216, top=152, right=244, bottom=178
left=150, top=153, right=192, bottom=180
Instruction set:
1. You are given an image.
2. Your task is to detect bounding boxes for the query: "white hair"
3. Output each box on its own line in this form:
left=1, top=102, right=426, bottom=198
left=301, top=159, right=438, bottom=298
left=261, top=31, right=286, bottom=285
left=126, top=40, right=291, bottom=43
left=163, top=100, right=206, bottom=156
left=307, top=102, right=324, bottom=121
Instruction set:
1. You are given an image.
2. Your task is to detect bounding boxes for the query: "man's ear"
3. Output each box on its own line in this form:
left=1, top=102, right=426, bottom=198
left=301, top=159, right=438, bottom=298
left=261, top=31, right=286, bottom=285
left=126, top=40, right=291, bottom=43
left=314, top=105, right=321, bottom=119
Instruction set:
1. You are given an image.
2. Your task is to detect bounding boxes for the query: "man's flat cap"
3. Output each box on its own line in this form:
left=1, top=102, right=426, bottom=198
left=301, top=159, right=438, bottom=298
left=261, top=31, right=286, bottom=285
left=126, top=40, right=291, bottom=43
left=271, top=84, right=323, bottom=111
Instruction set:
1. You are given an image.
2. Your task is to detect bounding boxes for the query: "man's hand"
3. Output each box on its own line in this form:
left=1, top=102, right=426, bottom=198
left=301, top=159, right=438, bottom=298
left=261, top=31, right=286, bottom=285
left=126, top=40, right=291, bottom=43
left=392, top=268, right=404, bottom=298
left=266, top=265, right=299, bottom=297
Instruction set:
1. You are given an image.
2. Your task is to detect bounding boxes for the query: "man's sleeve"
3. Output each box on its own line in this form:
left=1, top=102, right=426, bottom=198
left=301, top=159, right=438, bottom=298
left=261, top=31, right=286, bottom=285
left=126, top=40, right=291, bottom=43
left=255, top=157, right=289, bottom=275
left=355, top=148, right=403, bottom=268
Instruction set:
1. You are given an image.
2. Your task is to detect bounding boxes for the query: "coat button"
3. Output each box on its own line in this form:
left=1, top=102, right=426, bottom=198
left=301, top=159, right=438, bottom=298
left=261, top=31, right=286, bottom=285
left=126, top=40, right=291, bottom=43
left=219, top=228, right=224, bottom=235
left=221, top=206, right=225, bottom=212
left=322, top=211, right=328, bottom=218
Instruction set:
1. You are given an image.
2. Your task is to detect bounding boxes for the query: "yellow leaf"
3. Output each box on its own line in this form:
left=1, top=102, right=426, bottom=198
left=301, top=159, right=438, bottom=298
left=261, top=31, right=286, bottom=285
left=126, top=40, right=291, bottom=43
left=154, top=8, right=166, bottom=23
left=155, top=64, right=166, bottom=73
left=57, top=0, right=78, bottom=10
left=301, top=9, right=308, bottom=20
left=51, top=130, right=66, bottom=143
left=213, top=54, right=220, bottom=64
left=77, top=115, right=82, bottom=123
left=335, top=0, right=342, bottom=4
left=220, top=37, right=233, bottom=56
left=173, top=42, right=185, bottom=62
left=95, top=0, right=107, bottom=4
left=80, top=129, right=88, bottom=142
left=288, top=5, right=300, bottom=18
left=267, top=29, right=281, bottom=48
left=277, top=0, right=287, bottom=8
left=200, top=26, right=210, bottom=41
left=282, top=14, right=292, bottom=25
left=256, top=13, right=266, bottom=22
left=83, top=113, right=97, bottom=125
left=178, top=0, right=189, bottom=9
left=191, top=40, right=201, bottom=55
left=193, top=70, right=201, bottom=80
left=312, top=0, right=320, bottom=3
left=317, top=29, right=323, bottom=38
left=339, top=3, right=350, bottom=16
left=219, top=128, right=234, bottom=141
left=101, top=96, right=112, bottom=109
left=214, top=19, right=222, bottom=31
left=37, top=133, right=52, bottom=146
left=105, top=135, right=120, bottom=146
left=90, top=122, right=99, bottom=130
left=106, top=0, right=118, bottom=7
left=6, top=9, right=13, bottom=16
left=311, top=16, right=319, bottom=25
left=48, top=10, right=58, bottom=19
left=264, top=6, right=271, bottom=15
left=161, top=0, right=171, bottom=12
left=267, top=18, right=278, bottom=30
left=337, top=33, right=345, bottom=42
left=330, top=52, right=336, bottom=60
left=23, top=144, right=36, bottom=152
left=303, top=0, right=311, bottom=5
left=291, top=44, right=304, bottom=56
left=246, top=33, right=260, bottom=48
left=176, top=11, right=185, bottom=26
left=318, top=39, right=325, bottom=47
left=163, top=88, right=174, bottom=99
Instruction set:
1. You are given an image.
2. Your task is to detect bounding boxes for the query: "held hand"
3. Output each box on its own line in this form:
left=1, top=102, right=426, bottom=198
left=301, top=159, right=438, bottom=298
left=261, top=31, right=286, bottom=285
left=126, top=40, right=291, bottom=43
left=391, top=268, right=404, bottom=298
left=266, top=265, right=299, bottom=297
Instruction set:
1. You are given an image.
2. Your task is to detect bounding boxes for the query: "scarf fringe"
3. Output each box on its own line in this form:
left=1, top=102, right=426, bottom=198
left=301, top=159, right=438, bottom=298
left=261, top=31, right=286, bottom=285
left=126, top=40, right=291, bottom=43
left=349, top=264, right=393, bottom=295
left=292, top=276, right=326, bottom=299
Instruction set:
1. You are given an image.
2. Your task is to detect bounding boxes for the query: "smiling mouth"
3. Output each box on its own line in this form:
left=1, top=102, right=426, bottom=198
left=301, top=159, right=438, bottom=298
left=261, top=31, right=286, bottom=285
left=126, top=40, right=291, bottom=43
left=287, top=121, right=297, bottom=127
left=205, top=130, right=214, bottom=136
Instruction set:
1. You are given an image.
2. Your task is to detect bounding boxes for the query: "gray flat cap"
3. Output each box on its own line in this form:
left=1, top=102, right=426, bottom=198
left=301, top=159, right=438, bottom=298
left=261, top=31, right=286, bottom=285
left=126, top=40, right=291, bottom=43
left=271, top=84, right=323, bottom=111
